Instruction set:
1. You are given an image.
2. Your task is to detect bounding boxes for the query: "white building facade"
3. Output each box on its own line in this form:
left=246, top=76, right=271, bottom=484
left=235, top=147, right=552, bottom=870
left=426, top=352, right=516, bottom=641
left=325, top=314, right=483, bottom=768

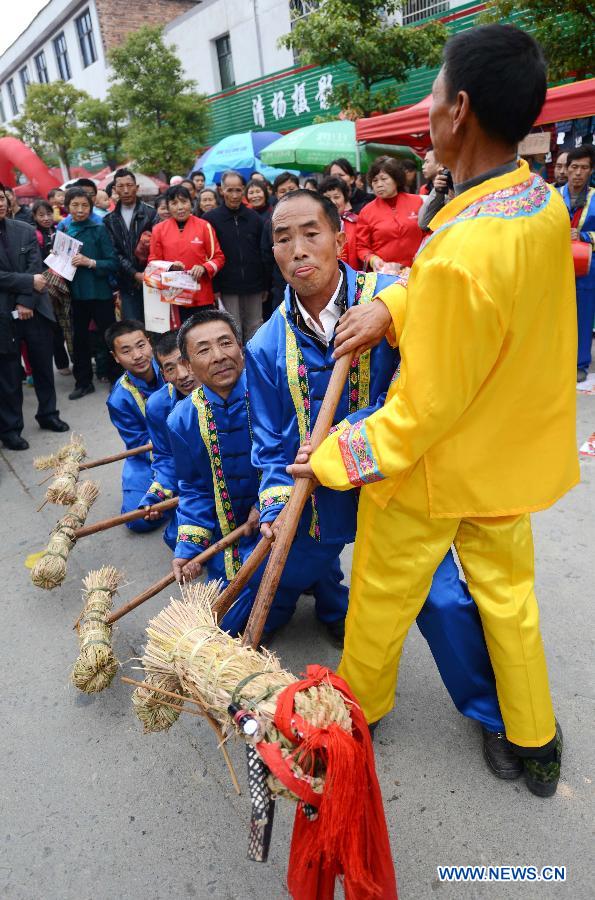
left=0, top=0, right=109, bottom=124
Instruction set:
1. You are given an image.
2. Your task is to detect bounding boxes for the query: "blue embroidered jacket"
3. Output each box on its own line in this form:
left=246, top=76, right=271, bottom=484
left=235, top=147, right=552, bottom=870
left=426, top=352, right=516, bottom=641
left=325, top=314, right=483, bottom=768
left=106, top=359, right=165, bottom=495
left=168, top=371, right=259, bottom=570
left=559, top=184, right=595, bottom=289
left=140, top=382, right=182, bottom=506
left=245, top=263, right=399, bottom=544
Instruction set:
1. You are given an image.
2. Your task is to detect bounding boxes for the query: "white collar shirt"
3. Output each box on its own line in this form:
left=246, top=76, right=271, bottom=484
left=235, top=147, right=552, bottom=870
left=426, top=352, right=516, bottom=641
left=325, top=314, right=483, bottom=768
left=295, top=271, right=344, bottom=346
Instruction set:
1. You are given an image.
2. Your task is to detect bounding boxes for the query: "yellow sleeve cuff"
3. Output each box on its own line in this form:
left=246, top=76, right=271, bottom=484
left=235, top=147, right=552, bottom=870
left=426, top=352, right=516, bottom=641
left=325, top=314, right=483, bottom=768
left=375, top=281, right=408, bottom=348
left=311, top=431, right=353, bottom=492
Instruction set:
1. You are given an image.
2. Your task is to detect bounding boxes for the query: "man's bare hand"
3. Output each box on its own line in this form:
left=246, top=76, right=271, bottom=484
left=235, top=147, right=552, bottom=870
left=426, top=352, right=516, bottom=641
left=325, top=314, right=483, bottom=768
left=333, top=300, right=392, bottom=359
left=33, top=274, right=46, bottom=292
left=142, top=504, right=163, bottom=522
left=134, top=272, right=145, bottom=285
left=285, top=441, right=317, bottom=481
left=570, top=227, right=579, bottom=241
left=260, top=516, right=281, bottom=541
left=172, top=556, right=202, bottom=583
left=16, top=303, right=34, bottom=320
left=246, top=505, right=261, bottom=535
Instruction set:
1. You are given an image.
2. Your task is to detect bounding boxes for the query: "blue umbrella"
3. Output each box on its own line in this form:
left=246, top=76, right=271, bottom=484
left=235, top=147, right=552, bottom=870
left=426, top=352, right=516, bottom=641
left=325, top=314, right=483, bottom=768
left=190, top=131, right=297, bottom=184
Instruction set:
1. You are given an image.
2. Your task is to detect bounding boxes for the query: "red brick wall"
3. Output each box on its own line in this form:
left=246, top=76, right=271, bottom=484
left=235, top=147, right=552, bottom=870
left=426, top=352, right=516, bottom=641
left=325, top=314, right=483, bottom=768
left=95, top=0, right=198, bottom=51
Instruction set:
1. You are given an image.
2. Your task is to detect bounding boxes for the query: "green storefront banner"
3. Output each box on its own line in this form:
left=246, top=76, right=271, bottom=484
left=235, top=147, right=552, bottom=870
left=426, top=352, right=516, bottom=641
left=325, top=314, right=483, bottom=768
left=204, top=2, right=485, bottom=145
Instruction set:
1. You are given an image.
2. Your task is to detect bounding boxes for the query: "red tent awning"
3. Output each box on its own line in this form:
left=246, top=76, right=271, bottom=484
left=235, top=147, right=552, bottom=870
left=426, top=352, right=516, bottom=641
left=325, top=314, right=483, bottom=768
left=356, top=78, right=595, bottom=146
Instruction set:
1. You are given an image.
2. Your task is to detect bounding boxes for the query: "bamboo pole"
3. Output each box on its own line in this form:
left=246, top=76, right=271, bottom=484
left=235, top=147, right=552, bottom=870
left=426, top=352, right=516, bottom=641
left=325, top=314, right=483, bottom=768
left=74, top=497, right=178, bottom=539
left=121, top=676, right=241, bottom=795
left=106, top=522, right=252, bottom=625
left=242, top=354, right=352, bottom=649
left=79, top=443, right=153, bottom=470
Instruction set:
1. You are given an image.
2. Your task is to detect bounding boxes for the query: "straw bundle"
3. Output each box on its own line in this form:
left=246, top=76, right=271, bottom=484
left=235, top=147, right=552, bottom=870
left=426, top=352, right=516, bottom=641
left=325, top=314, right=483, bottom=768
left=34, top=434, right=86, bottom=470
left=72, top=567, right=124, bottom=693
left=131, top=673, right=186, bottom=733
left=136, top=582, right=352, bottom=800
left=46, top=458, right=80, bottom=505
left=31, top=481, right=100, bottom=589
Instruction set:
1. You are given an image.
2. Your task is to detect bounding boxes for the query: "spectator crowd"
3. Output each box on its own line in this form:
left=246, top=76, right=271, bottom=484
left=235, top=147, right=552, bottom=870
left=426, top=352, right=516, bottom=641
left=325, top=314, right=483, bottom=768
left=1, top=140, right=594, bottom=450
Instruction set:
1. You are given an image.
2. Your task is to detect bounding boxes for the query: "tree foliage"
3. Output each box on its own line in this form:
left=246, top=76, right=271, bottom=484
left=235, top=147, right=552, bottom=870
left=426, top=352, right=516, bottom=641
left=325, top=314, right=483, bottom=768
left=281, top=0, right=447, bottom=117
left=482, top=1, right=594, bottom=80
left=109, top=26, right=211, bottom=179
left=74, top=85, right=129, bottom=170
left=13, top=82, right=84, bottom=174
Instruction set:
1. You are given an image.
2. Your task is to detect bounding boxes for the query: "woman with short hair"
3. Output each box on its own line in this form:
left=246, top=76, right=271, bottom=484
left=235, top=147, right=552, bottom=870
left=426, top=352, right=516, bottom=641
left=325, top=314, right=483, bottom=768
left=355, top=156, right=424, bottom=272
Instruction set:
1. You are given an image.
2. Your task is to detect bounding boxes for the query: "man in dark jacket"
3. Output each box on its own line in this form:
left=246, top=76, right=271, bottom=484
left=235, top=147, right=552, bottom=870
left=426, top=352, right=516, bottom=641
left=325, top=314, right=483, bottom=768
left=104, top=168, right=157, bottom=322
left=261, top=172, right=299, bottom=318
left=0, top=184, right=68, bottom=450
left=203, top=170, right=266, bottom=342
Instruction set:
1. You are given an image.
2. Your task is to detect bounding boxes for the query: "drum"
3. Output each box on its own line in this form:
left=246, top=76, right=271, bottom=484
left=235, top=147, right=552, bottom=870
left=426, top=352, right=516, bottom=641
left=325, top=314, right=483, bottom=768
left=572, top=240, right=592, bottom=277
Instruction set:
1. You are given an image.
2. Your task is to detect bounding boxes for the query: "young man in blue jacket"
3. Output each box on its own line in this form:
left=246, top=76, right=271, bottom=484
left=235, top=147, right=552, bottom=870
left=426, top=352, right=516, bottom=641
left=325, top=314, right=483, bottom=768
left=139, top=330, right=197, bottom=549
left=105, top=320, right=167, bottom=535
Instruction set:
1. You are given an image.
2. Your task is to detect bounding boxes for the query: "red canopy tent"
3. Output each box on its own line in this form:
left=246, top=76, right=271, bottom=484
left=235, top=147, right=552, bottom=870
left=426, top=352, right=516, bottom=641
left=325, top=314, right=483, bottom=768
left=355, top=78, right=595, bottom=148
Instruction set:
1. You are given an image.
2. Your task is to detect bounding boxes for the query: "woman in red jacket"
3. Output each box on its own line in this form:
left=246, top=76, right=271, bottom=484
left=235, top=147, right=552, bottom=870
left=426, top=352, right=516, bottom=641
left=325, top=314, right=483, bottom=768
left=318, top=175, right=360, bottom=271
left=356, top=156, right=424, bottom=272
left=148, top=185, right=225, bottom=321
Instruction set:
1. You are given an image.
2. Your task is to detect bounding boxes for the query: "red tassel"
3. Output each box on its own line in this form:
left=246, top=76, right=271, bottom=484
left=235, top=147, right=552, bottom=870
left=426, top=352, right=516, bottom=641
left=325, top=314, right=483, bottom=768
left=257, top=665, right=397, bottom=900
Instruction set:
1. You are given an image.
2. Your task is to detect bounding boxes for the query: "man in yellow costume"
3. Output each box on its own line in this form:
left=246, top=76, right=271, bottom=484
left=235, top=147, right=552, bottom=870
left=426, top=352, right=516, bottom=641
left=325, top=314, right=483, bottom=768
left=289, top=24, right=579, bottom=798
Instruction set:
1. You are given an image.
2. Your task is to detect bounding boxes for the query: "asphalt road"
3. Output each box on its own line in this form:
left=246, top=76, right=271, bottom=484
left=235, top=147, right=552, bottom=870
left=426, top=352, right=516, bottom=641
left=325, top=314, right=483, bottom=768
left=1, top=367, right=593, bottom=900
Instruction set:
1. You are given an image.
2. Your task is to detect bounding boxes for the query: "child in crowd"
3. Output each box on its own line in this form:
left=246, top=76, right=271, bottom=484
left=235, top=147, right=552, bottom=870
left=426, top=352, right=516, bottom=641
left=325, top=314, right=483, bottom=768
left=105, top=320, right=167, bottom=536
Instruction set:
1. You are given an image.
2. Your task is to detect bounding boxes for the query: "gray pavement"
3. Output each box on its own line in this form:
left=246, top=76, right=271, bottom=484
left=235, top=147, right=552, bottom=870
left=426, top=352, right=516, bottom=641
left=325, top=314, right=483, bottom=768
left=1, top=369, right=593, bottom=900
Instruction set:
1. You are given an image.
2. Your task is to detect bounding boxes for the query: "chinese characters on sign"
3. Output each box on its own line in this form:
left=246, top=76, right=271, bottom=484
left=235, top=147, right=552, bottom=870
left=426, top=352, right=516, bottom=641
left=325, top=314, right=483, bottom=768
left=251, top=72, right=333, bottom=127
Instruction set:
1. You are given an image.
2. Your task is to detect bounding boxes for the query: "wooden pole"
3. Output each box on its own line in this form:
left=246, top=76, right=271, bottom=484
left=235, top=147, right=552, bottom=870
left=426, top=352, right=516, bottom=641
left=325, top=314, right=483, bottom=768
left=106, top=522, right=252, bottom=625
left=74, top=497, right=179, bottom=539
left=242, top=354, right=353, bottom=649
left=211, top=536, right=272, bottom=621
left=79, top=443, right=153, bottom=470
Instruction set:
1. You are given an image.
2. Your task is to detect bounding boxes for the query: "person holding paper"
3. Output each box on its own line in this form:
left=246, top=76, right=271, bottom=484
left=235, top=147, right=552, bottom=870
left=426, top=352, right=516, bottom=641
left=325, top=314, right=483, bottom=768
left=65, top=187, right=119, bottom=400
left=148, top=185, right=224, bottom=324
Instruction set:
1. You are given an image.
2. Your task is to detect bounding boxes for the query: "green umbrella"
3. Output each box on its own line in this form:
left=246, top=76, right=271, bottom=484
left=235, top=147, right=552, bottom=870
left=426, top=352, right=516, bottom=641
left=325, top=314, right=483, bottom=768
left=260, top=119, right=420, bottom=173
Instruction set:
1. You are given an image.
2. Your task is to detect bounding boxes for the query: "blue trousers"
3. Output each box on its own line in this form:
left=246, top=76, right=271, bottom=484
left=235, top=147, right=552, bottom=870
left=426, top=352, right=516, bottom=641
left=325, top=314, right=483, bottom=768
left=417, top=549, right=504, bottom=732
left=217, top=535, right=348, bottom=635
left=577, top=282, right=595, bottom=369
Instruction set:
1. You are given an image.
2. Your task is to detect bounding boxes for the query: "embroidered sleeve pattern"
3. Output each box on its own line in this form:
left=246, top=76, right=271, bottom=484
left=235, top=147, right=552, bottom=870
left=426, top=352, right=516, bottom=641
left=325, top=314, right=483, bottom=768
left=329, top=418, right=351, bottom=436
left=120, top=374, right=147, bottom=417
left=259, top=485, right=292, bottom=514
left=147, top=481, right=174, bottom=501
left=338, top=419, right=385, bottom=488
left=177, top=524, right=212, bottom=548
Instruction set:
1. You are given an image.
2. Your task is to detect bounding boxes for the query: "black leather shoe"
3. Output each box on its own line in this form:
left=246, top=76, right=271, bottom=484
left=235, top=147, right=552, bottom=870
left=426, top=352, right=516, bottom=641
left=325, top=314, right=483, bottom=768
left=1, top=433, right=29, bottom=451
left=38, top=416, right=70, bottom=433
left=482, top=727, right=523, bottom=780
left=69, top=384, right=95, bottom=400
left=325, top=618, right=345, bottom=648
left=577, top=368, right=588, bottom=383
left=523, top=721, right=563, bottom=798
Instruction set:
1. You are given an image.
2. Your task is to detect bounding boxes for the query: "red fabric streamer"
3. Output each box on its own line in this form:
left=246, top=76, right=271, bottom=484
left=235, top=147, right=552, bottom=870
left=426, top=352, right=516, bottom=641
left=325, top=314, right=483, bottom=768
left=256, top=665, right=397, bottom=900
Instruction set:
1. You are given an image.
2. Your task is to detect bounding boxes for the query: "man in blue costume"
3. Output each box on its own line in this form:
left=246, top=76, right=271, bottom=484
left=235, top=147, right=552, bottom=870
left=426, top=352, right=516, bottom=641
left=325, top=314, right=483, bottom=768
left=106, top=319, right=167, bottom=535
left=247, top=189, right=518, bottom=777
left=168, top=309, right=295, bottom=636
left=558, top=146, right=595, bottom=383
left=139, top=330, right=198, bottom=549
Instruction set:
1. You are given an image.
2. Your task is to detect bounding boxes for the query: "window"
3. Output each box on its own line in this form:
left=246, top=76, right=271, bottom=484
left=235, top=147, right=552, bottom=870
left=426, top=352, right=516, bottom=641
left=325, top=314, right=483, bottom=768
left=6, top=79, right=18, bottom=115
left=215, top=34, right=235, bottom=89
left=76, top=8, right=97, bottom=67
left=402, top=0, right=449, bottom=26
left=53, top=32, right=71, bottom=80
left=19, top=67, right=30, bottom=96
left=35, top=51, right=49, bottom=83
left=0, top=96, right=6, bottom=124
left=289, top=1, right=320, bottom=64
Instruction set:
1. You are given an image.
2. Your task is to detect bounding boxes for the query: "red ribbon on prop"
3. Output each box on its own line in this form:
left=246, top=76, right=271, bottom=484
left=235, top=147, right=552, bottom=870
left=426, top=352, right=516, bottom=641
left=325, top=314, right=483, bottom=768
left=257, top=664, right=397, bottom=900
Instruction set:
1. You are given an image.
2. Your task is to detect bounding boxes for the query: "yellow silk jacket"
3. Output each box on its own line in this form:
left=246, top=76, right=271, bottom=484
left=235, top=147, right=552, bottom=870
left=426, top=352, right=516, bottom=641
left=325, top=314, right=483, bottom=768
left=312, top=161, right=580, bottom=517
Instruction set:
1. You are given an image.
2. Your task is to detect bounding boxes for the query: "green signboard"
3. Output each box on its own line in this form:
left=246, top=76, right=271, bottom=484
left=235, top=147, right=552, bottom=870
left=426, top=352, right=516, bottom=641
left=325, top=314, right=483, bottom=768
left=204, top=2, right=484, bottom=146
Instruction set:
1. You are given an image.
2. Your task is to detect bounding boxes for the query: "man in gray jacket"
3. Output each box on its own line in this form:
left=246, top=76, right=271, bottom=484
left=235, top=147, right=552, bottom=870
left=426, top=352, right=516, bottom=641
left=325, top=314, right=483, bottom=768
left=0, top=184, right=68, bottom=450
